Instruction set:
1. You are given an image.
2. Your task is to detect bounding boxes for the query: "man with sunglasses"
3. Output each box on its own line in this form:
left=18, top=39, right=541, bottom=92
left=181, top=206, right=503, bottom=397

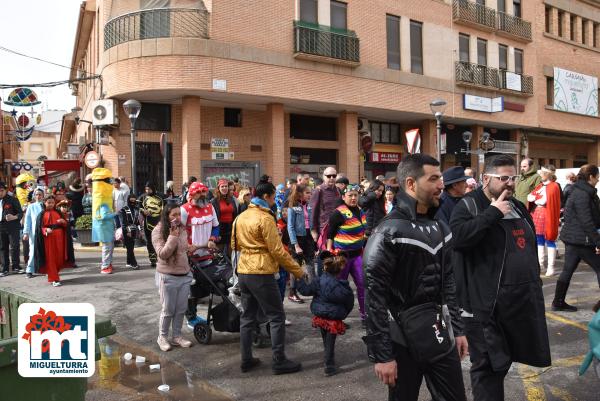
left=309, top=167, right=342, bottom=245
left=450, top=155, right=550, bottom=401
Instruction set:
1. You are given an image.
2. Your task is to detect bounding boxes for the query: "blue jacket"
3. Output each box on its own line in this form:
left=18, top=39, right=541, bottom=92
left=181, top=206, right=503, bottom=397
left=287, top=203, right=312, bottom=245
left=297, top=272, right=354, bottom=320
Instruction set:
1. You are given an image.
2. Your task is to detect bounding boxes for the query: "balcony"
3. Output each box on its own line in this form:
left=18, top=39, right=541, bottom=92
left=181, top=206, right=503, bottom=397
left=453, top=0, right=496, bottom=31
left=497, top=12, right=532, bottom=42
left=293, top=21, right=360, bottom=67
left=455, top=61, right=533, bottom=95
left=104, top=8, right=209, bottom=50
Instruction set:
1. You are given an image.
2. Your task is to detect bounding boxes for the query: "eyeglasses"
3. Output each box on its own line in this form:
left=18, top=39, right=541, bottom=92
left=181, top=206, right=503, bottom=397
left=325, top=174, right=337, bottom=179
left=486, top=174, right=518, bottom=182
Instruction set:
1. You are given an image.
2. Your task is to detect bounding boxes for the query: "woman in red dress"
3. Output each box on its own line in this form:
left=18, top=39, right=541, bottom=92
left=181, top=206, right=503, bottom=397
left=36, top=195, right=68, bottom=287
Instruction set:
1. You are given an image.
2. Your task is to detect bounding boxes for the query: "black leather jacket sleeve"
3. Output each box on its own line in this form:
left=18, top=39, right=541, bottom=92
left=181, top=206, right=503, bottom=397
left=363, top=230, right=397, bottom=363
left=442, top=242, right=464, bottom=337
left=450, top=198, right=504, bottom=250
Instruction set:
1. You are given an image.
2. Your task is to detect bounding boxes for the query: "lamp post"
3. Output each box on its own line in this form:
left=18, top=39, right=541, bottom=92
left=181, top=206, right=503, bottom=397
left=123, top=99, right=142, bottom=195
left=429, top=99, right=447, bottom=162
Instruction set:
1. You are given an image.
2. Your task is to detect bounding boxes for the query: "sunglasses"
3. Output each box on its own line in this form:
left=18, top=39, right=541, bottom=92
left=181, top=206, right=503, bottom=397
left=325, top=174, right=337, bottom=179
left=486, top=174, right=518, bottom=183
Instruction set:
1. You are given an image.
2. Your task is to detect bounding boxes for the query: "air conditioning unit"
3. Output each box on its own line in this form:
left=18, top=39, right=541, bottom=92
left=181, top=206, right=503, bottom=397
left=92, top=99, right=119, bottom=127
left=358, top=118, right=370, bottom=133
left=97, top=130, right=110, bottom=145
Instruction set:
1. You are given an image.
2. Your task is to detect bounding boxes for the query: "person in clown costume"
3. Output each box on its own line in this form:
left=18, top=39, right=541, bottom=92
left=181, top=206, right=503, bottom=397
left=91, top=168, right=116, bottom=274
left=527, top=165, right=561, bottom=276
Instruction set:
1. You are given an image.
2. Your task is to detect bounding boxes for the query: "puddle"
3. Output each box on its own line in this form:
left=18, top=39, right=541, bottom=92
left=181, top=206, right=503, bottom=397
left=89, top=336, right=233, bottom=401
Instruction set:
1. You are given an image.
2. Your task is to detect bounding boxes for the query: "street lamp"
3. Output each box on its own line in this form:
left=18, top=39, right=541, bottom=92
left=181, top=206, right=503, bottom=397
left=430, top=99, right=447, bottom=161
left=123, top=99, right=142, bottom=195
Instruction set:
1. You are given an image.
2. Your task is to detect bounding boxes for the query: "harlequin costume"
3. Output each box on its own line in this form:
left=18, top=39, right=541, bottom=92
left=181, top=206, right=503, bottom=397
left=527, top=170, right=561, bottom=276
left=91, top=168, right=116, bottom=273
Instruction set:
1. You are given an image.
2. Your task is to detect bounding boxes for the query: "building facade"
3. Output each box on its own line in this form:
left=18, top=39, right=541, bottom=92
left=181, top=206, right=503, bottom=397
left=61, top=0, right=600, bottom=194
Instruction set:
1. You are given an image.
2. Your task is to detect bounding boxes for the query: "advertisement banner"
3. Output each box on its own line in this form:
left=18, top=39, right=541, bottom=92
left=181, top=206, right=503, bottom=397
left=553, top=67, right=598, bottom=117
left=370, top=152, right=401, bottom=164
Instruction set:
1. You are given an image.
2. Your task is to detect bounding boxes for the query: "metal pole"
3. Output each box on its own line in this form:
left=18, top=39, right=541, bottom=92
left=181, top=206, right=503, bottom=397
left=163, top=132, right=167, bottom=194
left=436, top=115, right=442, bottom=162
left=130, top=119, right=136, bottom=196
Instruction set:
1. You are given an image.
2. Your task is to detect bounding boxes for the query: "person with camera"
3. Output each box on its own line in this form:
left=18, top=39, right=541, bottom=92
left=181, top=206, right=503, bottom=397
left=363, top=154, right=468, bottom=401
left=119, top=193, right=141, bottom=269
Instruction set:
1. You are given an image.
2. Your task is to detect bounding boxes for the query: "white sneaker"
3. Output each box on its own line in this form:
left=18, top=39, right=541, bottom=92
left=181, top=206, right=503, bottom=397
left=285, top=319, right=292, bottom=326
left=157, top=335, right=172, bottom=351
left=52, top=281, right=62, bottom=287
left=170, top=336, right=192, bottom=348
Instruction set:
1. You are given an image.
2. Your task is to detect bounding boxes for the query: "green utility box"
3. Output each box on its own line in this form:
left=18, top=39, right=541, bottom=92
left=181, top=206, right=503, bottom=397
left=0, top=289, right=116, bottom=401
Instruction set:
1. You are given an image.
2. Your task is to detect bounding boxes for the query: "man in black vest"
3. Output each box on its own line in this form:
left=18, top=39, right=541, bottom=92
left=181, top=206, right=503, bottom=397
left=0, top=182, right=23, bottom=276
left=450, top=155, right=551, bottom=401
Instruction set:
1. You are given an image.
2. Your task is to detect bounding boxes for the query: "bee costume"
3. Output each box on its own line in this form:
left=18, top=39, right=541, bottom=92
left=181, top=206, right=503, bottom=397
left=139, top=182, right=163, bottom=266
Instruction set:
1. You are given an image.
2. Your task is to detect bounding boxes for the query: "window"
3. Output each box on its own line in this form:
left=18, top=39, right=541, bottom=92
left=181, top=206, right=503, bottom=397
left=299, top=0, right=318, bottom=24
left=546, top=76, right=554, bottom=106
left=224, top=108, right=242, bottom=127
left=290, top=114, right=337, bottom=141
left=140, top=0, right=170, bottom=39
left=29, top=143, right=43, bottom=152
left=330, top=1, right=347, bottom=30
left=514, top=48, right=523, bottom=74
left=499, top=44, right=508, bottom=70
left=459, top=34, right=470, bottom=62
left=558, top=11, right=564, bottom=37
left=513, top=0, right=521, bottom=18
left=570, top=15, right=575, bottom=41
left=544, top=7, right=551, bottom=33
left=410, top=20, right=423, bottom=75
left=386, top=15, right=401, bottom=70
left=136, top=103, right=171, bottom=131
left=477, top=38, right=487, bottom=66
left=583, top=19, right=588, bottom=45
left=370, top=122, right=401, bottom=144
left=497, top=0, right=505, bottom=13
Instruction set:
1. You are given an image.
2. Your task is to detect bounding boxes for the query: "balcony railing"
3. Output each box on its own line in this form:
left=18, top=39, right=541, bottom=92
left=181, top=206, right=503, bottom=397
left=453, top=0, right=496, bottom=30
left=455, top=61, right=533, bottom=95
left=497, top=12, right=532, bottom=41
left=293, top=21, right=360, bottom=65
left=104, top=8, right=209, bottom=50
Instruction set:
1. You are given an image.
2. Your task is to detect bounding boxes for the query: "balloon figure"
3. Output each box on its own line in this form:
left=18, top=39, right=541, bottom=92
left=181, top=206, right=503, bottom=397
left=91, top=168, right=115, bottom=244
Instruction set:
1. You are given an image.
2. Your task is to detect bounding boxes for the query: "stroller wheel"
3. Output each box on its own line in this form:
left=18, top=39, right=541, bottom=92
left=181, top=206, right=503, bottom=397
left=194, top=323, right=212, bottom=345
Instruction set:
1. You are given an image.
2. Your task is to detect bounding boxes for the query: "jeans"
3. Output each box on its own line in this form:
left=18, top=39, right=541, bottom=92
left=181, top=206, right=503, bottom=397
left=338, top=254, right=365, bottom=320
left=157, top=272, right=192, bottom=337
left=101, top=241, right=114, bottom=268
left=559, top=244, right=600, bottom=288
left=389, top=342, right=466, bottom=401
left=0, top=229, right=20, bottom=272
left=26, top=236, right=35, bottom=273
left=239, top=274, right=287, bottom=362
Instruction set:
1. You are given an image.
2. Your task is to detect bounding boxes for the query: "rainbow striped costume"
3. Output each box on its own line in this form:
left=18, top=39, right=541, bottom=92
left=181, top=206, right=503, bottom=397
left=333, top=204, right=366, bottom=252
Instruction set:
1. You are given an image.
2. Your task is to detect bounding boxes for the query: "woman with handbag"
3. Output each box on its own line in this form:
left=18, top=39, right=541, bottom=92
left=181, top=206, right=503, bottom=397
left=120, top=193, right=141, bottom=269
left=287, top=183, right=314, bottom=303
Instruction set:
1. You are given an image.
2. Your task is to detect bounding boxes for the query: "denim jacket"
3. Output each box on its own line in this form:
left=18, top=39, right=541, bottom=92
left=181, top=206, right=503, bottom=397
left=287, top=203, right=312, bottom=245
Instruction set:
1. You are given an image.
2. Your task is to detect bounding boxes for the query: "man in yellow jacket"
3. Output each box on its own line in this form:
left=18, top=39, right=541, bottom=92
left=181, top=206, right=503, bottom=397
left=232, top=181, right=305, bottom=375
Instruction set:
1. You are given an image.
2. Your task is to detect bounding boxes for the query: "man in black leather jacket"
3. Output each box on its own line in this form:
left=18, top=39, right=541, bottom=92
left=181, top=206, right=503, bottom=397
left=363, top=154, right=468, bottom=401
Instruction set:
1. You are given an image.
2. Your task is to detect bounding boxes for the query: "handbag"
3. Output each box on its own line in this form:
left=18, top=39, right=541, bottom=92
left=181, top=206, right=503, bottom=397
left=391, top=223, right=455, bottom=364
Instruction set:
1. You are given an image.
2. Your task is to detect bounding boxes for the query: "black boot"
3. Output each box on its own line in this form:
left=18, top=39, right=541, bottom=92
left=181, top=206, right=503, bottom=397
left=552, top=281, right=578, bottom=312
left=272, top=357, right=302, bottom=375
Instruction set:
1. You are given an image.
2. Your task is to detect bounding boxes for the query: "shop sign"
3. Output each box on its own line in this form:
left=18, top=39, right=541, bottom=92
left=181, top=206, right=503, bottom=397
left=212, top=79, right=227, bottom=91
left=84, top=151, right=100, bottom=169
left=211, top=138, right=230, bottom=160
left=463, top=94, right=504, bottom=113
left=370, top=152, right=401, bottom=164
left=553, top=67, right=598, bottom=117
left=505, top=72, right=522, bottom=92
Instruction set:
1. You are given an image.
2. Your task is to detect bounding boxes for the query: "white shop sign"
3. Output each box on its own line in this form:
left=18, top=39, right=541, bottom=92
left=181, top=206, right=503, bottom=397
left=463, top=94, right=504, bottom=113
left=504, top=72, right=522, bottom=92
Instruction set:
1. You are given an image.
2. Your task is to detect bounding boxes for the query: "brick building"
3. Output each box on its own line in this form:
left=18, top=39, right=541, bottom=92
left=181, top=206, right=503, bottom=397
left=61, top=0, right=600, bottom=194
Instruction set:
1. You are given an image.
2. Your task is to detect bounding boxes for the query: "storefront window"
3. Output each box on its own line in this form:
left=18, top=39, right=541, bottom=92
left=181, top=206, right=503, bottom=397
left=370, top=121, right=401, bottom=144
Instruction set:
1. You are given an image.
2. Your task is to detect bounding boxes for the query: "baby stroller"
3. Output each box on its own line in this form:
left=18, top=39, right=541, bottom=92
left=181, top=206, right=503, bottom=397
left=189, top=253, right=241, bottom=344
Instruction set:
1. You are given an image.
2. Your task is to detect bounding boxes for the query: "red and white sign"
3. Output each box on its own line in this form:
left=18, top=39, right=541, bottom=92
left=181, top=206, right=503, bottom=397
left=405, top=128, right=421, bottom=154
left=370, top=152, right=401, bottom=164
left=84, top=151, right=100, bottom=169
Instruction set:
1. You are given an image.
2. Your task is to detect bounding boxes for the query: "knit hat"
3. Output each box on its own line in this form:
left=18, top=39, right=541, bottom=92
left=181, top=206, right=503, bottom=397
left=217, top=178, right=229, bottom=187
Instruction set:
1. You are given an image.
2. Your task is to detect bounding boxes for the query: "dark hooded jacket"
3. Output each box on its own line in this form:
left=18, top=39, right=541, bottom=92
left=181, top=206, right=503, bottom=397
left=358, top=190, right=386, bottom=236
left=362, top=189, right=463, bottom=363
left=66, top=184, right=85, bottom=219
left=297, top=272, right=354, bottom=320
left=560, top=179, right=600, bottom=248
left=450, top=188, right=551, bottom=369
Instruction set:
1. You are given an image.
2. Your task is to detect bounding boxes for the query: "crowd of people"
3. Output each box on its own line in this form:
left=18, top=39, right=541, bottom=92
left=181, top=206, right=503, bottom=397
left=1, top=155, right=599, bottom=400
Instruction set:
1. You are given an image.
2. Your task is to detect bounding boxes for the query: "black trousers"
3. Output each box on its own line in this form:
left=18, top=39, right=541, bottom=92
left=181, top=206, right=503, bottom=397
left=239, top=274, right=287, bottom=362
left=0, top=229, right=20, bottom=273
left=123, top=233, right=137, bottom=266
left=464, top=318, right=509, bottom=401
left=320, top=328, right=336, bottom=368
left=290, top=235, right=316, bottom=289
left=144, top=225, right=157, bottom=264
left=389, top=343, right=466, bottom=401
left=559, top=244, right=600, bottom=288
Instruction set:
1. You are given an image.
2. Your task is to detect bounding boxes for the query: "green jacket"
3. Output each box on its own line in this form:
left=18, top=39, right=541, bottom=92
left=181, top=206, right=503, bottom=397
left=515, top=167, right=541, bottom=205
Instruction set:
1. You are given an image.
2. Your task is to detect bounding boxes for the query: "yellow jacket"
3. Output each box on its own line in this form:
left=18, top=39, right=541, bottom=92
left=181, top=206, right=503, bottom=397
left=232, top=203, right=304, bottom=279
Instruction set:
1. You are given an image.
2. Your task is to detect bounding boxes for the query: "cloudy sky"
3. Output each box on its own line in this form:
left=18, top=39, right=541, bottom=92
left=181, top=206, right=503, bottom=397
left=0, top=0, right=82, bottom=116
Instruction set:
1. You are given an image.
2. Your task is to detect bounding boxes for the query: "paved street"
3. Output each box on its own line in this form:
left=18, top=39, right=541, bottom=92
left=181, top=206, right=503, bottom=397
left=1, top=244, right=598, bottom=401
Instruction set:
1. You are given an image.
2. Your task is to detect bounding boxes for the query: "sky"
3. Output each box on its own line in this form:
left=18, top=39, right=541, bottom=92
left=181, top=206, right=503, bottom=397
left=0, top=0, right=82, bottom=115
